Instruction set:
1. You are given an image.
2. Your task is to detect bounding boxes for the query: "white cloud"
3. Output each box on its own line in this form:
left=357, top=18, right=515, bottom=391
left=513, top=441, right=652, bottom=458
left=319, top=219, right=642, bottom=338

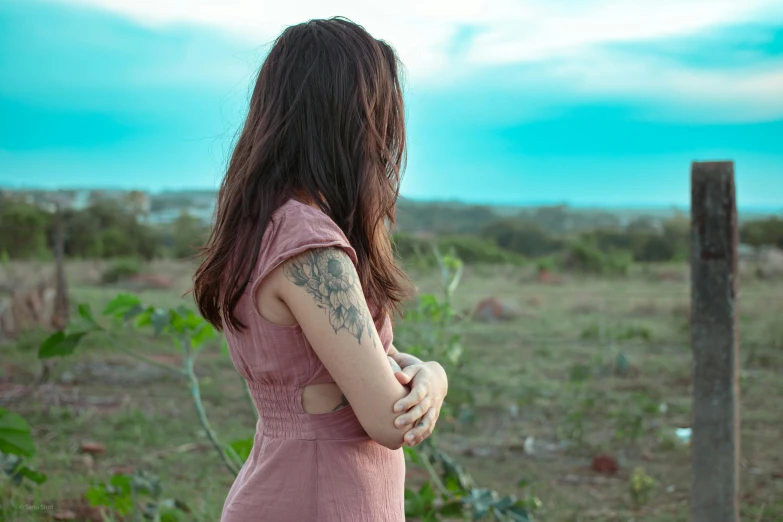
left=543, top=49, right=783, bottom=122
left=56, top=0, right=783, bottom=121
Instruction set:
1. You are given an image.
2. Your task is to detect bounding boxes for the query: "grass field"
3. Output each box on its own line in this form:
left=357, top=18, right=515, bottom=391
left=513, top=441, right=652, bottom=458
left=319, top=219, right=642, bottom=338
left=2, top=259, right=782, bottom=521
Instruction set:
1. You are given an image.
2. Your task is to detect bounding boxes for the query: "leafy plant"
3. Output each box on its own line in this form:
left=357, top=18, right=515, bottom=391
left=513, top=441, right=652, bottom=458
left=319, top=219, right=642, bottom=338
left=85, top=470, right=189, bottom=521
left=38, top=294, right=244, bottom=474
left=629, top=467, right=657, bottom=508
left=0, top=407, right=46, bottom=486
left=403, top=443, right=540, bottom=521
left=395, top=247, right=476, bottom=417
left=613, top=393, right=659, bottom=445
left=36, top=250, right=534, bottom=521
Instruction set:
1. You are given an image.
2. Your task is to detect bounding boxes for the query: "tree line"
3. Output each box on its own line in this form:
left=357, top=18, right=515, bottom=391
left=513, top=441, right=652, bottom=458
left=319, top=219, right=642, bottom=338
left=0, top=195, right=208, bottom=261
left=1, top=194, right=781, bottom=265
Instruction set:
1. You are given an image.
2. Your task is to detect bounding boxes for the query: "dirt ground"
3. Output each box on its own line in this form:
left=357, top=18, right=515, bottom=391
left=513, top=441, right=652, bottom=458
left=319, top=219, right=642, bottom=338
left=2, top=260, right=782, bottom=521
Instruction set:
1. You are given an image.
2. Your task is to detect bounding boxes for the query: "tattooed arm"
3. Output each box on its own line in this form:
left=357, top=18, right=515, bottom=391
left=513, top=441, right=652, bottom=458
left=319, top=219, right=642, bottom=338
left=273, top=247, right=414, bottom=449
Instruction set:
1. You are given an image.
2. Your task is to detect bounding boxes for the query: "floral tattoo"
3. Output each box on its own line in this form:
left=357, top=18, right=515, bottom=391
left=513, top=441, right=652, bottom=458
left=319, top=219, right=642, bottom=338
left=284, top=248, right=376, bottom=347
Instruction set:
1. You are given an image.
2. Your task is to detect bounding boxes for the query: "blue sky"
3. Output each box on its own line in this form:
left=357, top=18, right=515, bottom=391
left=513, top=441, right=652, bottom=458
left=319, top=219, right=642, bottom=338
left=1, top=0, right=782, bottom=209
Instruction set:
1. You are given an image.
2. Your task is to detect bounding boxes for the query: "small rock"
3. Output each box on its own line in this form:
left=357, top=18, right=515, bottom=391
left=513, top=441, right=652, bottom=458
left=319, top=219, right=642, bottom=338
left=462, top=446, right=493, bottom=458
left=53, top=510, right=77, bottom=521
left=79, top=441, right=106, bottom=455
left=81, top=454, right=94, bottom=473
left=591, top=453, right=618, bottom=475
left=523, top=436, right=535, bottom=456
left=536, top=270, right=563, bottom=284
left=59, top=371, right=75, bottom=384
left=473, top=297, right=517, bottom=322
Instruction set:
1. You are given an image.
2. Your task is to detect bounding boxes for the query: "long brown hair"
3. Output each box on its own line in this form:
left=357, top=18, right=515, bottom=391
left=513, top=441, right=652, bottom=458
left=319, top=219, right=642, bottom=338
left=194, top=17, right=413, bottom=332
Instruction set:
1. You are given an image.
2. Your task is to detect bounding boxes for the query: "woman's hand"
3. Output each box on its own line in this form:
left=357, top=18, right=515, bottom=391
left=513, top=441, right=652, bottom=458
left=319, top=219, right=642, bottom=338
left=391, top=361, right=448, bottom=446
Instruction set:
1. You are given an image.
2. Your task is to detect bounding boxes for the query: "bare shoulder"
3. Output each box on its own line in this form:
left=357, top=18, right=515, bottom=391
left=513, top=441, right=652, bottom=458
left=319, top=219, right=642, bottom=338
left=276, top=247, right=375, bottom=347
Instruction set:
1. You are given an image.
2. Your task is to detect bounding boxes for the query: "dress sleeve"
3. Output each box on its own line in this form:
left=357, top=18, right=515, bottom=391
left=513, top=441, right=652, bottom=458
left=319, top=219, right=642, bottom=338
left=249, top=201, right=358, bottom=303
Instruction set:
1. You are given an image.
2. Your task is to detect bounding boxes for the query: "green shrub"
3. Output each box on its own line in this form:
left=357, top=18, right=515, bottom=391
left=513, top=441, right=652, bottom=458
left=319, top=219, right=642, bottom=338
left=565, top=238, right=631, bottom=276
left=437, top=235, right=525, bottom=265
left=741, top=216, right=783, bottom=248
left=393, top=233, right=524, bottom=265
left=101, top=258, right=141, bottom=284
left=482, top=219, right=563, bottom=257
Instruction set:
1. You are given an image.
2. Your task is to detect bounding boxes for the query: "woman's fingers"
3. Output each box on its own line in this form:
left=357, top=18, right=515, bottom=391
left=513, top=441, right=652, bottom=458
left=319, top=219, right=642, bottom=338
left=394, top=371, right=428, bottom=413
left=394, top=365, right=429, bottom=412
left=404, top=407, right=438, bottom=446
left=394, top=397, right=430, bottom=428
left=394, top=370, right=412, bottom=386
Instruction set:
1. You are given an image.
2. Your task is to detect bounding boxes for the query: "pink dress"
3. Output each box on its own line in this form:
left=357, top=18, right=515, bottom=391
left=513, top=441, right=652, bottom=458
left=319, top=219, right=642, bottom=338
left=220, top=199, right=405, bottom=522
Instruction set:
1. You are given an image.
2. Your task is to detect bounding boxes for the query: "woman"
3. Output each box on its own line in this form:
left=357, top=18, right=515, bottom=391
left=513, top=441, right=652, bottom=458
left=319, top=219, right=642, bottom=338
left=193, top=17, right=449, bottom=521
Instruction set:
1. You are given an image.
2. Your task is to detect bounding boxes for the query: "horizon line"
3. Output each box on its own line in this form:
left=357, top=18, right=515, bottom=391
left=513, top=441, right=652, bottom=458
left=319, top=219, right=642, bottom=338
left=2, top=184, right=781, bottom=214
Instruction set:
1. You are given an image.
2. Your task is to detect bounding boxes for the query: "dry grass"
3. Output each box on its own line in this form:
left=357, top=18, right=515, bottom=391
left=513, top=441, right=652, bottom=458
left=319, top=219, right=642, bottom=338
left=2, top=260, right=782, bottom=521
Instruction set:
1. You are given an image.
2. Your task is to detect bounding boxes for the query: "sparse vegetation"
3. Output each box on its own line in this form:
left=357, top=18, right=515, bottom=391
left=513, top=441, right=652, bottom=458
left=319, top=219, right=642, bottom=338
left=2, top=256, right=782, bottom=520
left=2, top=193, right=783, bottom=520
left=100, top=259, right=142, bottom=284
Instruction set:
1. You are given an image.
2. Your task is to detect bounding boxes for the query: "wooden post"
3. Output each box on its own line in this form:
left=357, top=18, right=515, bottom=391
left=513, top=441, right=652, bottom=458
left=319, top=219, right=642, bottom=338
left=690, top=161, right=740, bottom=522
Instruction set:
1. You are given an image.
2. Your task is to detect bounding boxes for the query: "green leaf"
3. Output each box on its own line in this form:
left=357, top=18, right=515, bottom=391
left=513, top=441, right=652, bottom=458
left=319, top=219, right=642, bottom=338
left=103, top=294, right=142, bottom=318
left=151, top=309, right=171, bottom=335
left=85, top=484, right=113, bottom=508
left=131, top=470, right=162, bottom=497
left=16, top=465, right=47, bottom=485
left=190, top=323, right=216, bottom=349
left=38, top=331, right=87, bottom=359
left=402, top=445, right=420, bottom=464
left=446, top=259, right=464, bottom=298
left=515, top=496, right=542, bottom=511
left=134, top=306, right=155, bottom=328
left=418, top=481, right=436, bottom=507
left=507, top=505, right=532, bottom=521
left=438, top=451, right=474, bottom=490
left=472, top=502, right=488, bottom=520
left=404, top=488, right=424, bottom=517
left=438, top=499, right=464, bottom=516
left=168, top=309, right=186, bottom=334
left=77, top=303, right=103, bottom=331
left=422, top=510, right=439, bottom=522
left=0, top=408, right=35, bottom=457
left=109, top=473, right=133, bottom=495
left=158, top=500, right=189, bottom=522
left=445, top=475, right=464, bottom=493
left=228, top=437, right=254, bottom=462
left=491, top=495, right=516, bottom=511
left=122, top=304, right=145, bottom=321
left=183, top=311, right=204, bottom=331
